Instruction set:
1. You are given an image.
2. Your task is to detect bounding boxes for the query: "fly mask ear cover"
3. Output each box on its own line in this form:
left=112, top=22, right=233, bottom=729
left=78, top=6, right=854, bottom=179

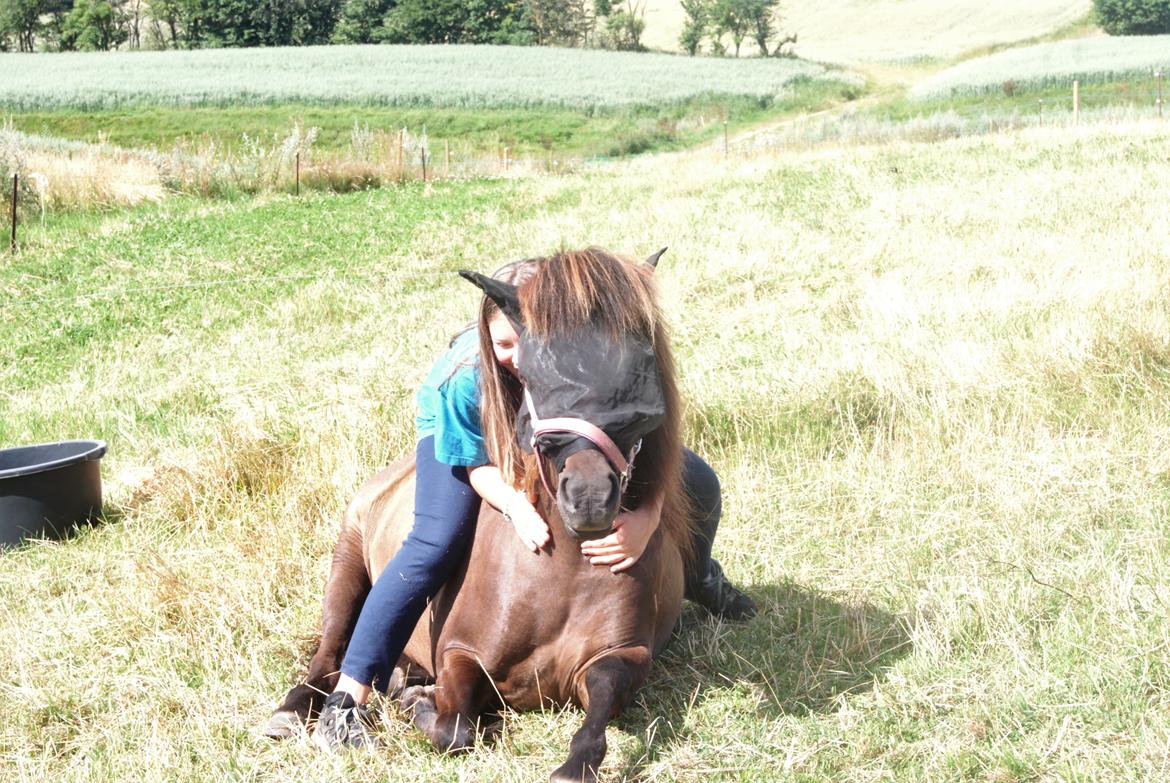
left=515, top=325, right=667, bottom=469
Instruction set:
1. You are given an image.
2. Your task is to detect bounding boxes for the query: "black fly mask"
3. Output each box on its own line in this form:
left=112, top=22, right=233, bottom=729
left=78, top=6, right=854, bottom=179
left=513, top=327, right=664, bottom=471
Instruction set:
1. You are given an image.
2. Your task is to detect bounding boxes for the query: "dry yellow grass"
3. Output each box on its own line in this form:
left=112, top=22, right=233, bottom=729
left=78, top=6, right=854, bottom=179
left=640, top=0, right=1092, bottom=62
left=3, top=115, right=1169, bottom=780
left=1, top=129, right=164, bottom=212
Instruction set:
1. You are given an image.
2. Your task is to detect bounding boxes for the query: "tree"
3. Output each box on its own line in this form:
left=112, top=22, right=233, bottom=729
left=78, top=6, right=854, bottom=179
left=598, top=0, right=645, bottom=51
left=0, top=0, right=45, bottom=52
left=331, top=0, right=395, bottom=43
left=183, top=0, right=342, bottom=47
left=123, top=0, right=144, bottom=47
left=1093, top=0, right=1170, bottom=34
left=711, top=0, right=751, bottom=57
left=381, top=0, right=470, bottom=43
left=147, top=0, right=195, bottom=48
left=60, top=0, right=128, bottom=50
left=700, top=0, right=789, bottom=57
left=524, top=0, right=593, bottom=46
left=679, top=0, right=708, bottom=55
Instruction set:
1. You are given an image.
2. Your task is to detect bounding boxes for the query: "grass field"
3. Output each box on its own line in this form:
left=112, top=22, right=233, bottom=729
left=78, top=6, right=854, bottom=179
left=3, top=114, right=1170, bottom=780
left=639, top=0, right=1093, bottom=63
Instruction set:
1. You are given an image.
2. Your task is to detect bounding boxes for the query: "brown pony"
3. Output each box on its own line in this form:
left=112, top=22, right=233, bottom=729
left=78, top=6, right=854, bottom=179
left=267, top=248, right=691, bottom=782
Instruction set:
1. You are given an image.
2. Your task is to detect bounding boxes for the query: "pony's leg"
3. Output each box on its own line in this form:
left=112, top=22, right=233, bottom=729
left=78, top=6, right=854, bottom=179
left=264, top=526, right=370, bottom=738
left=550, top=649, right=651, bottom=783
left=406, top=652, right=491, bottom=753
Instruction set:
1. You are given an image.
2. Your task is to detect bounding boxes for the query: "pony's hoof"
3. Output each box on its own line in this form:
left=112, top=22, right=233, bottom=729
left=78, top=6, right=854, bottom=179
left=550, top=765, right=598, bottom=783
left=400, top=684, right=435, bottom=714
left=260, top=709, right=306, bottom=740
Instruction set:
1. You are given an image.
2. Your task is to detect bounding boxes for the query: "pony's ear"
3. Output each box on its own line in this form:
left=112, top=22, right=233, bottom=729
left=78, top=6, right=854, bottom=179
left=643, top=246, right=668, bottom=271
left=458, top=270, right=524, bottom=329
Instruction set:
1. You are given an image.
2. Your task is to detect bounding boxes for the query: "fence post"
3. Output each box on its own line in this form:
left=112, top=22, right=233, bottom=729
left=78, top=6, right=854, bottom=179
left=1158, top=71, right=1164, bottom=119
left=421, top=146, right=427, bottom=183
left=723, top=121, right=728, bottom=158
left=397, top=129, right=405, bottom=183
left=504, top=147, right=511, bottom=172
left=444, top=139, right=450, bottom=175
left=10, top=173, right=17, bottom=253
left=1073, top=80, right=1079, bottom=125
left=295, top=152, right=300, bottom=196
left=1038, top=98, right=1043, bottom=126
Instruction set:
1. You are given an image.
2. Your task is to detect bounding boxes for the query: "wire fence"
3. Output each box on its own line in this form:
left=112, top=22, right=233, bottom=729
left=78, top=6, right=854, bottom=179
left=738, top=74, right=1168, bottom=154
left=2, top=75, right=1168, bottom=254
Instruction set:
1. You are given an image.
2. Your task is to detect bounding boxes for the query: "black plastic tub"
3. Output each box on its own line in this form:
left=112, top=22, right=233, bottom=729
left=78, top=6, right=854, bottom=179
left=0, top=440, right=107, bottom=548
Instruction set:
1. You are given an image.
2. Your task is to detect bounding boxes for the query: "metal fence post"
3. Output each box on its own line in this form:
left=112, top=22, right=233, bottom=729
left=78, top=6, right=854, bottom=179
left=10, top=173, right=17, bottom=253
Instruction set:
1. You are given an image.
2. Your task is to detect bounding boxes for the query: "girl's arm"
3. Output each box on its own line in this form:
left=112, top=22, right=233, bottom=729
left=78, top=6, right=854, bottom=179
left=579, top=489, right=664, bottom=573
left=468, top=464, right=550, bottom=552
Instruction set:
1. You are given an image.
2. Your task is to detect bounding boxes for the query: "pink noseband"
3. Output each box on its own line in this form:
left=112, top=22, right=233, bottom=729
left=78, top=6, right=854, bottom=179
left=523, top=388, right=642, bottom=500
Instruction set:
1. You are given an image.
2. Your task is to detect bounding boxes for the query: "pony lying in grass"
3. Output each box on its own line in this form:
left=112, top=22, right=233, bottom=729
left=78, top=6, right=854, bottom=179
left=269, top=248, right=731, bottom=782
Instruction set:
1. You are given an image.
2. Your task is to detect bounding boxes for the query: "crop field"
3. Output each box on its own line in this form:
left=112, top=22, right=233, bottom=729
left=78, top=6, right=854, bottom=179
left=912, top=35, right=1170, bottom=99
left=3, top=111, right=1170, bottom=781
left=0, top=45, right=861, bottom=162
left=639, top=0, right=1092, bottom=63
left=0, top=45, right=846, bottom=112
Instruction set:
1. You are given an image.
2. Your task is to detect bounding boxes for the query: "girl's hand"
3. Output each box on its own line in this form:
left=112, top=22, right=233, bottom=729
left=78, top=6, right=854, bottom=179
left=505, top=491, right=550, bottom=553
left=579, top=503, right=659, bottom=573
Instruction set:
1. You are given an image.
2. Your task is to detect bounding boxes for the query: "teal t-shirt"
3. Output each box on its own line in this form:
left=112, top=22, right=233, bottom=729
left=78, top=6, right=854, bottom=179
left=415, top=329, right=488, bottom=467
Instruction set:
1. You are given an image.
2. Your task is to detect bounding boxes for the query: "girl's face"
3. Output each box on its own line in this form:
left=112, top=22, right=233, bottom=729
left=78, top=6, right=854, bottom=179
left=488, top=312, right=520, bottom=376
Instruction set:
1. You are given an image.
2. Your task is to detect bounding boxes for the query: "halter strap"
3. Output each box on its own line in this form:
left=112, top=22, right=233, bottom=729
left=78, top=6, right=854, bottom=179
left=523, top=388, right=642, bottom=499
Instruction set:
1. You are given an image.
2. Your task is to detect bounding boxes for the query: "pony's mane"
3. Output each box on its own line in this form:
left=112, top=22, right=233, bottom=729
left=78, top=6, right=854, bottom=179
left=519, top=247, right=658, bottom=342
left=516, top=247, right=693, bottom=565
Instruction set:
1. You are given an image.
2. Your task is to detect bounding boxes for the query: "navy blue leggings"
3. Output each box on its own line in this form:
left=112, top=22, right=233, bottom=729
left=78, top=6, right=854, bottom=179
left=340, top=436, right=481, bottom=691
left=682, top=448, right=722, bottom=592
left=340, top=441, right=723, bottom=692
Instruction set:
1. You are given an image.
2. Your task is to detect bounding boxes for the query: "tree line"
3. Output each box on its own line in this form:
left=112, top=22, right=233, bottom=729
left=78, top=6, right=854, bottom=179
left=0, top=0, right=794, bottom=55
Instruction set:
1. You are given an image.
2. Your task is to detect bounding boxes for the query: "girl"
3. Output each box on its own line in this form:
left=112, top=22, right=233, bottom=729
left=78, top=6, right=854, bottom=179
left=312, top=255, right=754, bottom=751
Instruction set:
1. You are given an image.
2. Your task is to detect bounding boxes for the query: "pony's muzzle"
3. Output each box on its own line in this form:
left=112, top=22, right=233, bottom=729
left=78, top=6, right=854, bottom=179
left=557, top=449, right=620, bottom=538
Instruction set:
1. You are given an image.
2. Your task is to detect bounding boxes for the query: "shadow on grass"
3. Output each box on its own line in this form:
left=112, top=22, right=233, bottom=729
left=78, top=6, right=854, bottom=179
left=613, top=580, right=913, bottom=775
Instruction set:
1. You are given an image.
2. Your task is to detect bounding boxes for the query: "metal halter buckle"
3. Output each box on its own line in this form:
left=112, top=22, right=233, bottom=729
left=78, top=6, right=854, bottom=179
left=618, top=439, right=642, bottom=494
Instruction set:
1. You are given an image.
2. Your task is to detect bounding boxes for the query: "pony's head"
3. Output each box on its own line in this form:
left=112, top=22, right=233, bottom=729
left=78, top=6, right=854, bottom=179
left=461, top=246, right=679, bottom=540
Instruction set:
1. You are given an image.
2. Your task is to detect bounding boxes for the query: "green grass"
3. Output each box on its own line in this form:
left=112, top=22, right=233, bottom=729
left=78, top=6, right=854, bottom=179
left=862, top=72, right=1165, bottom=126
left=5, top=80, right=861, bottom=159
left=3, top=121, right=1170, bottom=781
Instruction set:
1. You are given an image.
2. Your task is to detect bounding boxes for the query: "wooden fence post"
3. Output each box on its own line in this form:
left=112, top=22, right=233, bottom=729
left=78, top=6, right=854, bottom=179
left=1158, top=71, right=1164, bottom=119
left=1073, top=80, right=1079, bottom=125
left=1038, top=98, right=1043, bottom=126
left=295, top=152, right=300, bottom=196
left=10, top=173, right=17, bottom=253
left=421, top=146, right=427, bottom=182
left=397, top=129, right=405, bottom=182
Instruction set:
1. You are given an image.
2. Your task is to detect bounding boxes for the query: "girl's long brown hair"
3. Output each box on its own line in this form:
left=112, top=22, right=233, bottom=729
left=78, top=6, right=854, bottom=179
left=476, top=247, right=692, bottom=563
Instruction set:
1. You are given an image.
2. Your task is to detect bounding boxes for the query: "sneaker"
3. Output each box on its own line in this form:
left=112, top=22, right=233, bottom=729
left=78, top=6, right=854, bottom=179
left=688, top=559, right=757, bottom=620
left=311, top=691, right=377, bottom=752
